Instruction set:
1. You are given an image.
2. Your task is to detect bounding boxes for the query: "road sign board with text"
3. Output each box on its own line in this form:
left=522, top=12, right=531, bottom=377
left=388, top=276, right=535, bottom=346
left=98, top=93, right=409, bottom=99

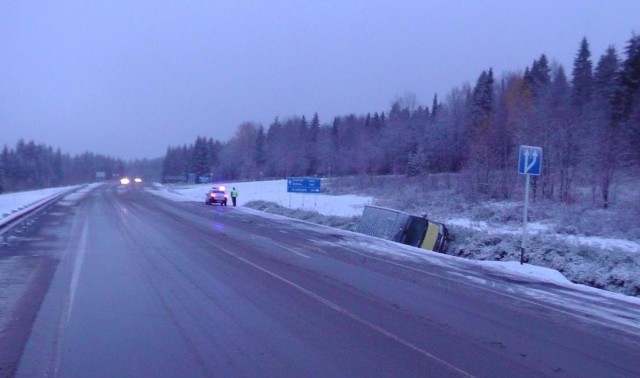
left=287, top=178, right=321, bottom=193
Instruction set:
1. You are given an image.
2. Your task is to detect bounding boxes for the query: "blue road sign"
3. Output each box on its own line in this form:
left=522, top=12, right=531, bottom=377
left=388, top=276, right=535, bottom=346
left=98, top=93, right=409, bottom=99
left=518, top=145, right=542, bottom=175
left=287, top=177, right=321, bottom=193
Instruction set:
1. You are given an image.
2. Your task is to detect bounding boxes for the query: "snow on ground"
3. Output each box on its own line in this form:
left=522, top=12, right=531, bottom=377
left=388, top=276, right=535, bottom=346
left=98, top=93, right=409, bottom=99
left=149, top=180, right=373, bottom=217
left=0, top=185, right=84, bottom=219
left=563, top=234, right=640, bottom=254
left=0, top=183, right=108, bottom=223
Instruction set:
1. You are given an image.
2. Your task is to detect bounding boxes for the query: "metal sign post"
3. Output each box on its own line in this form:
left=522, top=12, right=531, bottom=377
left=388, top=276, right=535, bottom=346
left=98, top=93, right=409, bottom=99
left=521, top=174, right=530, bottom=265
left=518, top=145, right=542, bottom=265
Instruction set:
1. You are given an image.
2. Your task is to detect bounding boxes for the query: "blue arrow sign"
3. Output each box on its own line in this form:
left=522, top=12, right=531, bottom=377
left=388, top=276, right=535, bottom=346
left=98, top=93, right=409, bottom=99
left=518, top=145, right=542, bottom=175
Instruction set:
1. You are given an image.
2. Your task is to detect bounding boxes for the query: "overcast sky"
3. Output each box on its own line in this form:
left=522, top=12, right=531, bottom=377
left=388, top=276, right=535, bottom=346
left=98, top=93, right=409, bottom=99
left=1, top=1, right=638, bottom=160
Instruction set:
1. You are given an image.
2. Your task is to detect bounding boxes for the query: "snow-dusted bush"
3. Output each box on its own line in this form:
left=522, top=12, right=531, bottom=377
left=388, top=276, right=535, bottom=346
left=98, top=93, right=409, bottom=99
left=556, top=225, right=580, bottom=235
left=448, top=226, right=640, bottom=296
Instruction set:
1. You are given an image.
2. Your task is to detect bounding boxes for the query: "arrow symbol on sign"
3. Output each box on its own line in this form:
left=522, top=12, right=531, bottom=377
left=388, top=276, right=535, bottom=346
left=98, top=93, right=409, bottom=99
left=525, top=150, right=538, bottom=173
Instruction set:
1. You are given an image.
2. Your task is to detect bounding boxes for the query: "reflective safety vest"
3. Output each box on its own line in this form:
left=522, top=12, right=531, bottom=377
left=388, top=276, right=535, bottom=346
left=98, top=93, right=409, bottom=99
left=231, top=189, right=238, bottom=198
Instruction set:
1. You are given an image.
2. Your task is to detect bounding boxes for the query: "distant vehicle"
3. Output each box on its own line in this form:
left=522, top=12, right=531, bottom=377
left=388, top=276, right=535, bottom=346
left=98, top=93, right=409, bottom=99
left=205, top=186, right=228, bottom=206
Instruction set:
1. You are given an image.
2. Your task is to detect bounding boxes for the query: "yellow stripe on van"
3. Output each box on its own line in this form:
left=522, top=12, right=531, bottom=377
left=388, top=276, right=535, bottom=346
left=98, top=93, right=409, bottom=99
left=421, top=223, right=439, bottom=250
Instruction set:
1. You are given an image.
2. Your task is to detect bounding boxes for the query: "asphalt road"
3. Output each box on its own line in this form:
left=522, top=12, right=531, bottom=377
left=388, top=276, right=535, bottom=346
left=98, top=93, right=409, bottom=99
left=1, top=183, right=638, bottom=377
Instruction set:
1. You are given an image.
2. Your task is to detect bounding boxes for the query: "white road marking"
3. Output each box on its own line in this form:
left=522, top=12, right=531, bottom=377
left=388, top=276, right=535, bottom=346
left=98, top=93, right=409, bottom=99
left=276, top=243, right=310, bottom=259
left=67, top=222, right=89, bottom=323
left=213, top=243, right=473, bottom=378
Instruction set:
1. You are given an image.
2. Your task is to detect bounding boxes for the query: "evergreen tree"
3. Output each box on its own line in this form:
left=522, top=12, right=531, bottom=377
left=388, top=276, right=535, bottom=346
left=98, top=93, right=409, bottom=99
left=52, top=148, right=64, bottom=186
left=331, top=117, right=340, bottom=152
left=371, top=112, right=381, bottom=129
left=613, top=35, right=640, bottom=162
left=571, top=37, right=593, bottom=109
left=567, top=38, right=595, bottom=201
left=592, top=46, right=621, bottom=207
left=306, top=113, right=320, bottom=175
left=206, top=138, right=218, bottom=171
left=182, top=145, right=192, bottom=178
left=467, top=69, right=496, bottom=193
left=329, top=117, right=340, bottom=175
left=471, top=69, right=495, bottom=120
left=594, top=46, right=620, bottom=109
left=162, top=145, right=190, bottom=182
left=266, top=117, right=286, bottom=177
left=191, top=137, right=210, bottom=182
left=161, top=147, right=173, bottom=181
left=0, top=146, right=5, bottom=194
left=614, top=35, right=640, bottom=121
left=431, top=93, right=441, bottom=118
left=549, top=66, right=571, bottom=112
left=255, top=126, right=267, bottom=176
left=525, top=54, right=551, bottom=98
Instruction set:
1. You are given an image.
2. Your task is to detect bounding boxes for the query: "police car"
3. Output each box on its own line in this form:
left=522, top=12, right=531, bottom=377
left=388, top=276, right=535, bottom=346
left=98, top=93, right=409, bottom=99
left=205, top=186, right=228, bottom=206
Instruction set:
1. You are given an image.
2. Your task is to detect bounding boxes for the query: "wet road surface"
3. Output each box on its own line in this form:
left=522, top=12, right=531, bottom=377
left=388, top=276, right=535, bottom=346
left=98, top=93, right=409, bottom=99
left=1, top=183, right=638, bottom=377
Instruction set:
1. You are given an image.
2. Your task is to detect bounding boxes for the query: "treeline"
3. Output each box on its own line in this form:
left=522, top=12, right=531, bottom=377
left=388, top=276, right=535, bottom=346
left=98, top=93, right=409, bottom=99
left=3, top=36, right=636, bottom=205
left=0, top=139, right=126, bottom=193
left=163, top=35, right=639, bottom=208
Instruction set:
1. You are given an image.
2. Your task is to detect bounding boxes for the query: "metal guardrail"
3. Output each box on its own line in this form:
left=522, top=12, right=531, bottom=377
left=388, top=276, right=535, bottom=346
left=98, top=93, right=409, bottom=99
left=0, top=185, right=86, bottom=244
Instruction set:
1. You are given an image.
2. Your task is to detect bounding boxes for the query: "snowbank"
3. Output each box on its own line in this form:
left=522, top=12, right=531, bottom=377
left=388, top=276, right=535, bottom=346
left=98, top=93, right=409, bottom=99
left=0, top=185, right=84, bottom=219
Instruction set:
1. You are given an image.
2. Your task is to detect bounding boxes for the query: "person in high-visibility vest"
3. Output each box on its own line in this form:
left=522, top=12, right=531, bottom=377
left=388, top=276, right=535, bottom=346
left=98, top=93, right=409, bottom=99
left=231, top=187, right=238, bottom=206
